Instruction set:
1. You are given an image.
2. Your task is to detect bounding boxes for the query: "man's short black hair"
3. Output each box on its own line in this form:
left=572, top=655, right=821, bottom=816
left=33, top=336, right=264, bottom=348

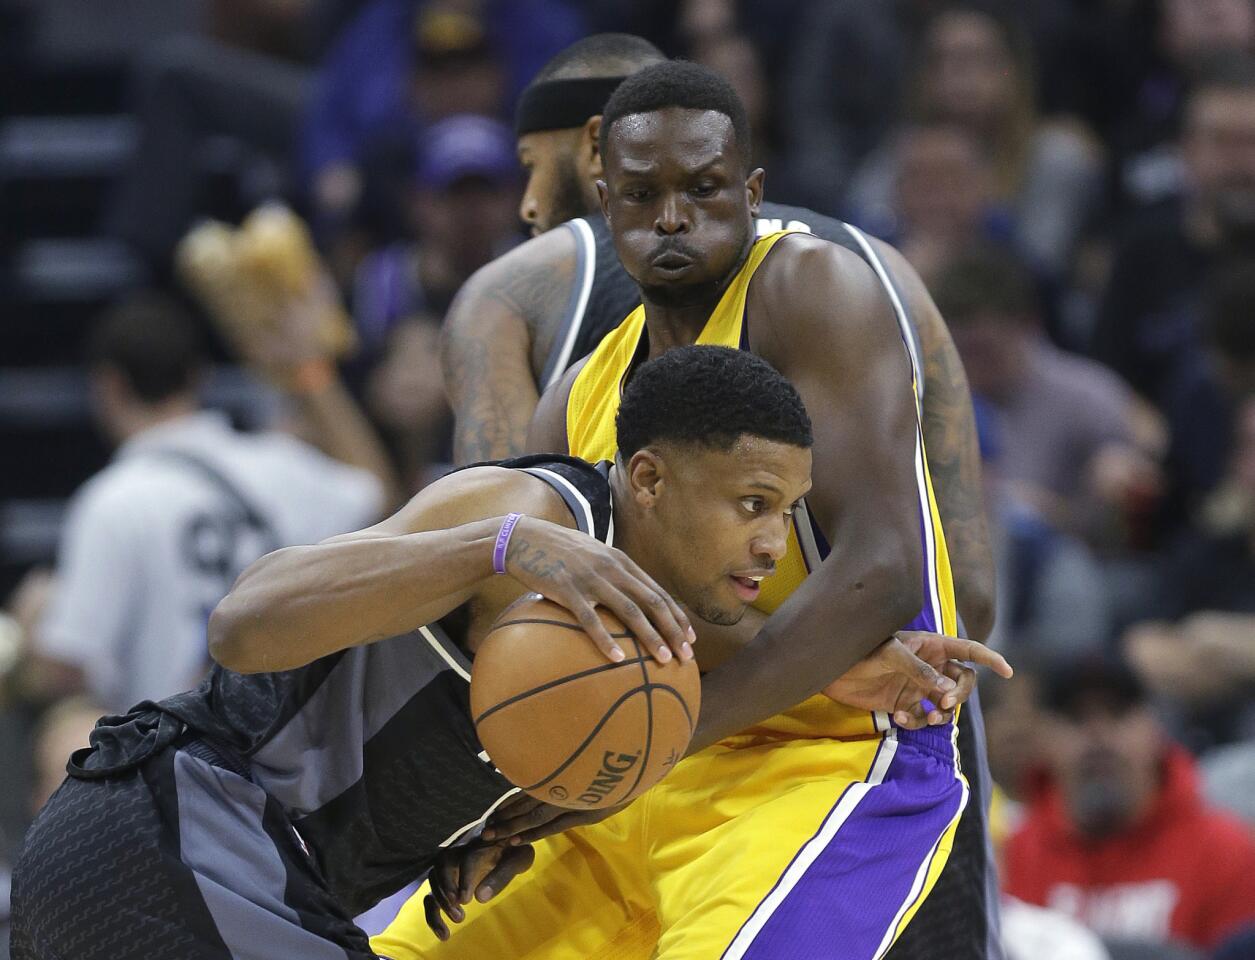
left=532, top=33, right=664, bottom=83
left=930, top=246, right=1039, bottom=326
left=616, top=346, right=812, bottom=457
left=86, top=293, right=205, bottom=403
left=599, top=60, right=752, bottom=170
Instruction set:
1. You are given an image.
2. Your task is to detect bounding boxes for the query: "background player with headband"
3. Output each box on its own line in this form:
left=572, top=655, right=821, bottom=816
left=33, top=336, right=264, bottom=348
left=429, top=33, right=1002, bottom=960
left=379, top=60, right=1007, bottom=960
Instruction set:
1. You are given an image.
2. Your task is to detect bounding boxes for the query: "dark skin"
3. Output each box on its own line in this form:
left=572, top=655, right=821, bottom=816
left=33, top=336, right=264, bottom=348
left=441, top=123, right=993, bottom=641
left=420, top=108, right=1008, bottom=933
left=590, top=106, right=929, bottom=743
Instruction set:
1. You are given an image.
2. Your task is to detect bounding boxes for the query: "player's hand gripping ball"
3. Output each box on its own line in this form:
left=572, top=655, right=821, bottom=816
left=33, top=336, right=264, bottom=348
left=471, top=596, right=701, bottom=810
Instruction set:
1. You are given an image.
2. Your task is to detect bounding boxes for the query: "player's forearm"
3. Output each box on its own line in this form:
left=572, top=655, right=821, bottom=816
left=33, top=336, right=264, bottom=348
left=690, top=540, right=923, bottom=752
left=209, top=518, right=503, bottom=673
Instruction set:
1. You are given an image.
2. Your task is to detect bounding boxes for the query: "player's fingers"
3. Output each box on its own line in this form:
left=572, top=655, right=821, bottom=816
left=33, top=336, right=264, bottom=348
left=610, top=559, right=696, bottom=661
left=939, top=662, right=978, bottom=711
left=902, top=645, right=958, bottom=699
left=481, top=794, right=542, bottom=841
left=593, top=583, right=673, bottom=665
left=565, top=597, right=626, bottom=663
left=513, top=805, right=624, bottom=845
left=893, top=708, right=926, bottom=729
left=423, top=894, right=451, bottom=941
left=487, top=801, right=569, bottom=843
left=456, top=844, right=506, bottom=904
left=941, top=637, right=1014, bottom=678
left=475, top=844, right=537, bottom=902
left=433, top=856, right=465, bottom=918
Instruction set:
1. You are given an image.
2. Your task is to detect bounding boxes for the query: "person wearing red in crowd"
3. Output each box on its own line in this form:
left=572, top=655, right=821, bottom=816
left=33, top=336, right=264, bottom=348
left=1003, top=656, right=1255, bottom=953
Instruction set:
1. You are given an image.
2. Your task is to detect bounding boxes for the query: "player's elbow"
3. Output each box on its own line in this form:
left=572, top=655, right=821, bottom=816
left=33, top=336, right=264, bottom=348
left=875, top=530, right=926, bottom=629
left=959, top=580, right=997, bottom=643
left=207, top=593, right=267, bottom=674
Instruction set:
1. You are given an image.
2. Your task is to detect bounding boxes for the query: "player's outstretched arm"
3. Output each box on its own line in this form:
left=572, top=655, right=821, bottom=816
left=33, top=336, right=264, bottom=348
left=871, top=237, right=996, bottom=642
left=442, top=228, right=580, bottom=464
left=209, top=465, right=694, bottom=673
left=692, top=238, right=928, bottom=750
left=208, top=468, right=559, bottom=672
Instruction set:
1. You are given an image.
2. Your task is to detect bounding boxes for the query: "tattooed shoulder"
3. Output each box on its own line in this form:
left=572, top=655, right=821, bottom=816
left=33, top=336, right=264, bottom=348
left=477, top=227, right=580, bottom=376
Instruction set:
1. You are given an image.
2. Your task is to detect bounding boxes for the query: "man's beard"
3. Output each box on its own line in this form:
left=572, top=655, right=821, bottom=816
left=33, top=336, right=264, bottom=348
left=544, top=157, right=590, bottom=230
left=690, top=593, right=746, bottom=627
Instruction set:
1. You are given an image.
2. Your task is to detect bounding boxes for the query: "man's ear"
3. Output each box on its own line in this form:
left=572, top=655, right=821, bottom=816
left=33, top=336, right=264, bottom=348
left=626, top=448, right=665, bottom=507
left=582, top=115, right=603, bottom=179
left=597, top=178, right=611, bottom=222
left=747, top=167, right=765, bottom=216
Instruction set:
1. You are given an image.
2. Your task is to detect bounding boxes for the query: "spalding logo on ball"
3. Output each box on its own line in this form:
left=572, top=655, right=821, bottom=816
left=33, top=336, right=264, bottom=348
left=470, top=596, right=701, bottom=810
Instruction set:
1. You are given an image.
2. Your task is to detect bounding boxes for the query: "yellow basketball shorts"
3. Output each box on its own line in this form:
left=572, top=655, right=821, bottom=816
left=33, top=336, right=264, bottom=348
left=373, top=722, right=967, bottom=960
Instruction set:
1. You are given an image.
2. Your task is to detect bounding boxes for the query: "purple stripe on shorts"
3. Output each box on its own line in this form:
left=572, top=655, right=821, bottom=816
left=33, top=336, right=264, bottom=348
left=729, top=733, right=965, bottom=960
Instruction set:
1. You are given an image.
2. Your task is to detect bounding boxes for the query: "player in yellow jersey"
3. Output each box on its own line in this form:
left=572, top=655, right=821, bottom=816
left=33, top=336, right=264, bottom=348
left=374, top=61, right=1008, bottom=960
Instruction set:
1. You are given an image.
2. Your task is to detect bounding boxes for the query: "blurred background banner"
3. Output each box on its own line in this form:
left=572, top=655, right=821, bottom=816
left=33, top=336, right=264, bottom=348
left=2, top=1, right=1255, bottom=958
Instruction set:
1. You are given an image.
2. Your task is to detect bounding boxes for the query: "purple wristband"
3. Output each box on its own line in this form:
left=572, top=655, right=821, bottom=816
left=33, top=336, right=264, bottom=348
left=493, top=513, right=524, bottom=575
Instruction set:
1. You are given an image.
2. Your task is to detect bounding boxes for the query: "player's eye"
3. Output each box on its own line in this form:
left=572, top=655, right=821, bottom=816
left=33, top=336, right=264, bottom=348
left=740, top=497, right=766, bottom=515
left=691, top=182, right=716, bottom=198
left=625, top=188, right=652, bottom=202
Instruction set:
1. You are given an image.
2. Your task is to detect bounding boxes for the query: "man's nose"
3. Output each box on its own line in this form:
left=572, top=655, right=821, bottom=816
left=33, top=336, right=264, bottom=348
left=754, top=520, right=790, bottom=564
left=655, top=193, right=689, bottom=235
left=519, top=193, right=539, bottom=227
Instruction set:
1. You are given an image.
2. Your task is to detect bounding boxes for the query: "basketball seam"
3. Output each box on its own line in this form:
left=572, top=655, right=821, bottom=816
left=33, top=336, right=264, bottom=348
left=472, top=655, right=650, bottom=726
left=644, top=683, right=696, bottom=734
left=488, top=617, right=634, bottom=638
left=622, top=637, right=654, bottom=803
left=517, top=685, right=649, bottom=793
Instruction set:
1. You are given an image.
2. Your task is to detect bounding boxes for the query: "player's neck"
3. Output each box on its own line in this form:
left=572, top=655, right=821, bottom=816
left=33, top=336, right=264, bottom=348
left=639, top=238, right=754, bottom=356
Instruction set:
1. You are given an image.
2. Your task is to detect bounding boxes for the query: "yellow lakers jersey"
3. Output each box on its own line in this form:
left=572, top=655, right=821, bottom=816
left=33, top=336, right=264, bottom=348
left=566, top=231, right=957, bottom=741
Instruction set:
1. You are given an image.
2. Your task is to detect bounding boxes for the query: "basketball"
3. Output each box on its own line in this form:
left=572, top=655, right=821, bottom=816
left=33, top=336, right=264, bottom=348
left=470, top=595, right=701, bottom=810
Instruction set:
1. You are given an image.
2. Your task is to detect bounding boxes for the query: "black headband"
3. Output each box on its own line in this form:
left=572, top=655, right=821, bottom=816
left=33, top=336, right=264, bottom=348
left=514, top=76, right=628, bottom=136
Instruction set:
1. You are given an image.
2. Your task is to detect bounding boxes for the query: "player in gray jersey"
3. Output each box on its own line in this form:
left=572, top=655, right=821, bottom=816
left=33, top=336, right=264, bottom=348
left=10, top=347, right=994, bottom=960
left=437, top=34, right=1002, bottom=960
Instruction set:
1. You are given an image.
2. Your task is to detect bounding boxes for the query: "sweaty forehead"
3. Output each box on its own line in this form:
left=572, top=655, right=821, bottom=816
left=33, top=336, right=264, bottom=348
left=608, top=108, right=737, bottom=169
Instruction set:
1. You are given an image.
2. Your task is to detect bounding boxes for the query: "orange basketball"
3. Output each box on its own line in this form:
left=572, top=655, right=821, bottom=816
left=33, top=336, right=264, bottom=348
left=470, top=596, right=701, bottom=810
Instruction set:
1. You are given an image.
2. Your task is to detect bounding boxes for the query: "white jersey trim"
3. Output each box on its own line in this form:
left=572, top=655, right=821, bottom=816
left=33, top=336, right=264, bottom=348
left=544, top=218, right=597, bottom=391
left=842, top=224, right=925, bottom=403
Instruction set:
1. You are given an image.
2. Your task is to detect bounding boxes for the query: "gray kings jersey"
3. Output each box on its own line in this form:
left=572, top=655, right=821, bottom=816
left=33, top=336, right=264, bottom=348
left=66, top=454, right=615, bottom=916
left=542, top=203, right=925, bottom=403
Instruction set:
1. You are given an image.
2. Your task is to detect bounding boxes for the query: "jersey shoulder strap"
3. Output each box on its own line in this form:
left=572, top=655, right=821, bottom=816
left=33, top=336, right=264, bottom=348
left=757, top=203, right=924, bottom=397
left=495, top=453, right=613, bottom=544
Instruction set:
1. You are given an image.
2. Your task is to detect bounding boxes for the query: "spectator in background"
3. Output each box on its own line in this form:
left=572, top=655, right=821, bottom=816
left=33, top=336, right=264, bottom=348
left=1110, top=0, right=1255, bottom=213
left=1124, top=395, right=1255, bottom=748
left=846, top=1, right=1101, bottom=279
left=31, top=296, right=386, bottom=712
left=352, top=114, right=522, bottom=487
left=1003, top=656, right=1255, bottom=954
left=883, top=121, right=1008, bottom=284
left=303, top=0, right=585, bottom=258
left=1154, top=259, right=1255, bottom=535
left=1094, top=55, right=1255, bottom=407
left=932, top=248, right=1162, bottom=552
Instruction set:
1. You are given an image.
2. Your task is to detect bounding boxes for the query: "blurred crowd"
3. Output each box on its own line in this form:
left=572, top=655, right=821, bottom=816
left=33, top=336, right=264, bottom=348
left=2, top=0, right=1255, bottom=957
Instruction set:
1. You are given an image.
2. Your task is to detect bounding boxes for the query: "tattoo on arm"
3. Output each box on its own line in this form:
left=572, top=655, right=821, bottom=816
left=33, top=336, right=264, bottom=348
left=919, top=318, right=997, bottom=641
left=443, top=239, right=577, bottom=465
left=504, top=536, right=567, bottom=580
left=486, top=254, right=576, bottom=375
